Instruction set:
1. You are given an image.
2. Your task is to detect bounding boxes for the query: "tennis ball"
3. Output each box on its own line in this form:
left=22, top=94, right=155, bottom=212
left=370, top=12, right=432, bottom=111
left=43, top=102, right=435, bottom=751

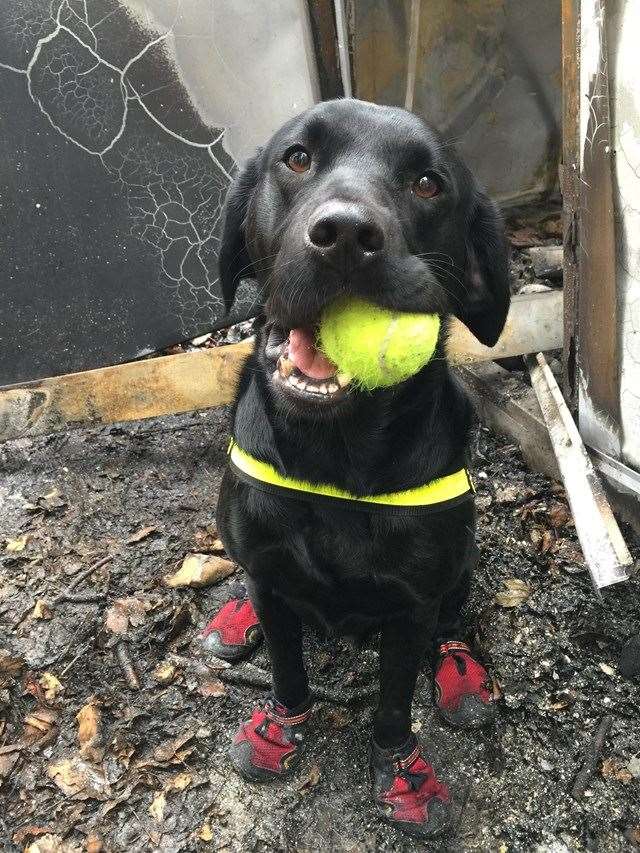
left=318, top=297, right=441, bottom=390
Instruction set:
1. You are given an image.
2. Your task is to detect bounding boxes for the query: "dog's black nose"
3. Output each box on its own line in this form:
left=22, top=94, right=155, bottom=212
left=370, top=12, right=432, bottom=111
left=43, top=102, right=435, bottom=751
left=307, top=202, right=384, bottom=269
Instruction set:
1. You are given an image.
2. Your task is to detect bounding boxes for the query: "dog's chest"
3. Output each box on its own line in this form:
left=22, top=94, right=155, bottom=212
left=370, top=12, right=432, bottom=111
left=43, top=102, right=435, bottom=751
left=219, top=473, right=474, bottom=632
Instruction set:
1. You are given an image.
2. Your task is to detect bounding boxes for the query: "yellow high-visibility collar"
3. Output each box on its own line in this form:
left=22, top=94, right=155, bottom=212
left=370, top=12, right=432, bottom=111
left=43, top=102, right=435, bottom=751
left=229, top=441, right=474, bottom=511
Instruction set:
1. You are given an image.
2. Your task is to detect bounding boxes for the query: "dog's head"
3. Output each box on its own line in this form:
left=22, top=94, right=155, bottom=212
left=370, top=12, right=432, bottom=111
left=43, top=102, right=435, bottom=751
left=220, top=99, right=509, bottom=416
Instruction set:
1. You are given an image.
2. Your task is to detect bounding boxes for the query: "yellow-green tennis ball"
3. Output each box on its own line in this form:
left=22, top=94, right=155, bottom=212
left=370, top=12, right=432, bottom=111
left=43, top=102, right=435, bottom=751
left=318, top=297, right=441, bottom=390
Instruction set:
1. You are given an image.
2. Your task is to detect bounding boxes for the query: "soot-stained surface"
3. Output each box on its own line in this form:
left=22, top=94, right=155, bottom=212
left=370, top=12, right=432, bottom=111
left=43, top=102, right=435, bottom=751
left=1, top=411, right=639, bottom=852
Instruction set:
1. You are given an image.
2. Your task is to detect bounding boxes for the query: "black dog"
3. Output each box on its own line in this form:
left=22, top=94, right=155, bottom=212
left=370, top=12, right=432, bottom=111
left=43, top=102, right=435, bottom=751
left=216, top=99, right=509, bottom=838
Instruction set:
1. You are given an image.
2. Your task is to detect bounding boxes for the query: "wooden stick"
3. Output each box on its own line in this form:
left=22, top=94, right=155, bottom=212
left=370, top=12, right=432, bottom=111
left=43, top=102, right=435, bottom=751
left=218, top=663, right=377, bottom=705
left=50, top=555, right=113, bottom=605
left=115, top=642, right=141, bottom=690
left=0, top=292, right=563, bottom=443
left=571, top=714, right=613, bottom=799
left=526, top=353, right=631, bottom=591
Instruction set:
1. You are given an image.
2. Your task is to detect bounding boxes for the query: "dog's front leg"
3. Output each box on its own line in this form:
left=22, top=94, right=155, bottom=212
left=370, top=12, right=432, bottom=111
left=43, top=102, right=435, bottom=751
left=370, top=606, right=451, bottom=837
left=246, top=580, right=309, bottom=709
left=228, top=580, right=313, bottom=782
left=374, top=610, right=440, bottom=750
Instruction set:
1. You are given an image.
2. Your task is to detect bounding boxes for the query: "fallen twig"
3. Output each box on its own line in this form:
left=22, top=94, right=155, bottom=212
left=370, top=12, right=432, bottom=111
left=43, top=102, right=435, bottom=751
left=59, top=642, right=92, bottom=677
left=115, top=641, right=140, bottom=690
left=55, top=592, right=106, bottom=605
left=51, top=555, right=113, bottom=605
left=218, top=664, right=377, bottom=705
left=571, top=714, right=614, bottom=799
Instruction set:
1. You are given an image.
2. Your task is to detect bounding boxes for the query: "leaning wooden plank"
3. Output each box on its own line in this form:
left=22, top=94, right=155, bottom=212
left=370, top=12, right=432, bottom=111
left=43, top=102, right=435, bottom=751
left=0, top=340, right=254, bottom=441
left=0, top=291, right=563, bottom=443
left=447, top=290, right=562, bottom=364
left=526, top=352, right=631, bottom=592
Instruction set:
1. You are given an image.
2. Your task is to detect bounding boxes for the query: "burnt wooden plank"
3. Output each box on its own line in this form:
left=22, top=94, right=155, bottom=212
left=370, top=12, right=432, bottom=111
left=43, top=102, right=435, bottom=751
left=0, top=341, right=254, bottom=442
left=561, top=0, right=581, bottom=405
left=305, top=1, right=344, bottom=99
left=0, top=293, right=563, bottom=442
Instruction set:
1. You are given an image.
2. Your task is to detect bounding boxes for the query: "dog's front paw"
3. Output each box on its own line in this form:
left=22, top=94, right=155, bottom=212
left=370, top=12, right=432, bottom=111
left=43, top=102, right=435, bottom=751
left=229, top=695, right=313, bottom=782
left=371, top=736, right=450, bottom=839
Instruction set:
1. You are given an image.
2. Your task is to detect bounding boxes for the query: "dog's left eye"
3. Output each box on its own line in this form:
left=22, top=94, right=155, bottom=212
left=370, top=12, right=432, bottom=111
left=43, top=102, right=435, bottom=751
left=412, top=173, right=441, bottom=199
left=285, top=146, right=311, bottom=173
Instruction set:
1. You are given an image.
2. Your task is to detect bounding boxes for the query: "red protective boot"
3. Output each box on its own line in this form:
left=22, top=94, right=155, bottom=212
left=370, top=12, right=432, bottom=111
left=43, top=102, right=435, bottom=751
left=433, top=641, right=496, bottom=729
left=201, top=586, right=263, bottom=663
left=371, top=736, right=450, bottom=839
left=229, top=696, right=313, bottom=782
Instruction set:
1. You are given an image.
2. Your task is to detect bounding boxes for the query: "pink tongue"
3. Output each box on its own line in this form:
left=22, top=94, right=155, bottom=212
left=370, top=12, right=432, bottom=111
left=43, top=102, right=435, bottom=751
left=288, top=327, right=337, bottom=380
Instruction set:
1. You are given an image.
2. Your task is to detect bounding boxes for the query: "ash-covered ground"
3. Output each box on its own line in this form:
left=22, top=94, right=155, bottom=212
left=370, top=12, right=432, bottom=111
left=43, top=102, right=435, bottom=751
left=1, top=407, right=639, bottom=852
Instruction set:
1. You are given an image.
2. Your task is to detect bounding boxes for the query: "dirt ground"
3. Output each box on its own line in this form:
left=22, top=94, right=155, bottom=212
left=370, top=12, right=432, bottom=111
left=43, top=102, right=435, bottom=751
left=1, top=402, right=639, bottom=853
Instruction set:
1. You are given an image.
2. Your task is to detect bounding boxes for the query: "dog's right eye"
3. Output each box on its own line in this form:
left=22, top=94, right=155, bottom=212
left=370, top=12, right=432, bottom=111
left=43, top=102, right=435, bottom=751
left=285, top=146, right=311, bottom=173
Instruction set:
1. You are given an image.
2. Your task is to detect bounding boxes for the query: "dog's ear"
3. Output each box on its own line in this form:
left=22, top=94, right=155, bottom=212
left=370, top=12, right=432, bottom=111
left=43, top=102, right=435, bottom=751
left=456, top=192, right=510, bottom=347
left=219, top=151, right=263, bottom=313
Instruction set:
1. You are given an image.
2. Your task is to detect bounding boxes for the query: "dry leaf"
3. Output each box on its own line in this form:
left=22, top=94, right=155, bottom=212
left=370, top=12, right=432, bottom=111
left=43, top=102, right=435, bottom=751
left=198, top=679, right=226, bottom=698
left=411, top=720, right=422, bottom=733
left=164, top=553, right=235, bottom=589
left=23, top=708, right=57, bottom=742
left=0, top=749, right=20, bottom=780
left=544, top=690, right=576, bottom=712
left=170, top=771, right=192, bottom=791
left=86, top=833, right=103, bottom=853
left=47, top=757, right=111, bottom=801
left=151, top=729, right=197, bottom=765
left=12, top=826, right=51, bottom=847
left=548, top=503, right=571, bottom=528
left=0, top=651, right=24, bottom=678
left=39, top=672, right=63, bottom=701
left=125, top=525, right=159, bottom=545
left=492, top=676, right=503, bottom=701
left=539, top=529, right=555, bottom=554
left=194, top=527, right=225, bottom=553
left=25, top=834, right=82, bottom=853
left=149, top=790, right=167, bottom=821
left=105, top=597, right=150, bottom=634
left=298, top=764, right=321, bottom=793
left=599, top=662, right=616, bottom=677
left=32, top=599, right=53, bottom=620
left=601, top=757, right=633, bottom=783
left=198, top=823, right=214, bottom=842
left=153, top=662, right=177, bottom=685
left=76, top=702, right=100, bottom=745
left=76, top=702, right=103, bottom=761
left=5, top=533, right=30, bottom=552
left=495, top=579, right=531, bottom=608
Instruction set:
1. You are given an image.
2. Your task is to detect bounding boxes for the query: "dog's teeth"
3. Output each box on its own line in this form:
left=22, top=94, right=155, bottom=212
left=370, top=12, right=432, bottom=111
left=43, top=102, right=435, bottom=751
left=328, top=382, right=339, bottom=393
left=278, top=356, right=295, bottom=378
left=288, top=374, right=301, bottom=387
left=336, top=372, right=351, bottom=388
left=318, top=383, right=328, bottom=394
left=298, top=379, right=308, bottom=390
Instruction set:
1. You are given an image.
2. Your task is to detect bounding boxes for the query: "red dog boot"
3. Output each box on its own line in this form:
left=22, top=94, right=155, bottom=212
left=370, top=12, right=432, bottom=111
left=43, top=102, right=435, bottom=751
left=229, top=696, right=313, bottom=782
left=371, top=736, right=450, bottom=839
left=433, top=641, right=496, bottom=728
left=201, top=586, right=263, bottom=663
